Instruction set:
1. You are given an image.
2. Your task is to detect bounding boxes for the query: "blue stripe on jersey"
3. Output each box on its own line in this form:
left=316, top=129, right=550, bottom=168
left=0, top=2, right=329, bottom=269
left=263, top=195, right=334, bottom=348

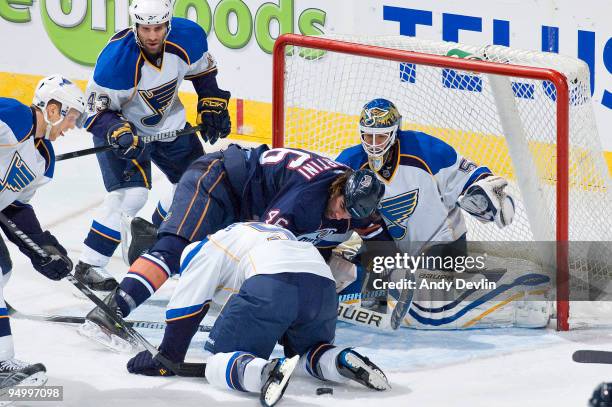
left=179, top=238, right=209, bottom=275
left=165, top=302, right=208, bottom=321
left=93, top=31, right=141, bottom=90
left=335, top=144, right=367, bottom=170
left=0, top=98, right=33, bottom=143
left=397, top=130, right=457, bottom=175
left=167, top=17, right=208, bottom=65
left=462, top=166, right=493, bottom=193
left=91, top=220, right=121, bottom=240
left=0, top=308, right=8, bottom=317
left=35, top=139, right=55, bottom=178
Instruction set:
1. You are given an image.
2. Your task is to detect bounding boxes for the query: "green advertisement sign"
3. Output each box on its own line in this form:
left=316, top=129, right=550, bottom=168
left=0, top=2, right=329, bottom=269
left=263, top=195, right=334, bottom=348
left=0, top=0, right=326, bottom=66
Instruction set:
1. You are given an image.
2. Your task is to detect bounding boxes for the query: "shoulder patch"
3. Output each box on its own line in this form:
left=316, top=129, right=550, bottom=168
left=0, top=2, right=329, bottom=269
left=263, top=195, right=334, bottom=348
left=398, top=130, right=457, bottom=175
left=167, top=17, right=208, bottom=65
left=0, top=98, right=33, bottom=144
left=93, top=31, right=141, bottom=90
left=335, top=144, right=367, bottom=170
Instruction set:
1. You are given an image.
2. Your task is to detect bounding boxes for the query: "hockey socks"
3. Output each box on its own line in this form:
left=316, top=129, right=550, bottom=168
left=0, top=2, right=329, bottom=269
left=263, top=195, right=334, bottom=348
left=118, top=234, right=189, bottom=316
left=160, top=301, right=210, bottom=362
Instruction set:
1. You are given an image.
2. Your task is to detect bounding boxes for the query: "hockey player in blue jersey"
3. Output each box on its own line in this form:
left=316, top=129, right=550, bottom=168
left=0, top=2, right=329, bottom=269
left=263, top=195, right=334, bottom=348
left=80, top=144, right=387, bottom=349
left=124, top=222, right=390, bottom=406
left=0, top=75, right=86, bottom=390
left=75, top=0, right=232, bottom=292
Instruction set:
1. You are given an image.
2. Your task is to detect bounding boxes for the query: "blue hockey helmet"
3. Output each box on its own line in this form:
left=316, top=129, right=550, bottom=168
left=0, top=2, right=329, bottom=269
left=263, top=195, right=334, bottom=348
left=359, top=98, right=402, bottom=171
left=344, top=169, right=385, bottom=219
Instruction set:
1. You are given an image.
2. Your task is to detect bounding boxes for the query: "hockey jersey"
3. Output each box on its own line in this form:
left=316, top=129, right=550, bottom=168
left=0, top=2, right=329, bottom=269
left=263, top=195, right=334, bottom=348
left=240, top=146, right=386, bottom=249
left=0, top=98, right=54, bottom=211
left=84, top=17, right=215, bottom=138
left=336, top=130, right=492, bottom=255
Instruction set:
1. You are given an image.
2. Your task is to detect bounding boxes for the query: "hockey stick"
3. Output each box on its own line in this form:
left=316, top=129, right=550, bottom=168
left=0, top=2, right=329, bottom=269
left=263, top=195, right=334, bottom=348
left=0, top=213, right=206, bottom=377
left=5, top=302, right=213, bottom=333
left=56, top=124, right=204, bottom=161
left=572, top=350, right=612, bottom=364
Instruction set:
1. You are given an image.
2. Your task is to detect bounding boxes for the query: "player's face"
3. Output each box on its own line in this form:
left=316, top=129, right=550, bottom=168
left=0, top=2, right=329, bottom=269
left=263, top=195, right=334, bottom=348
left=326, top=195, right=351, bottom=220
left=47, top=107, right=81, bottom=141
left=137, top=23, right=167, bottom=55
left=361, top=132, right=391, bottom=154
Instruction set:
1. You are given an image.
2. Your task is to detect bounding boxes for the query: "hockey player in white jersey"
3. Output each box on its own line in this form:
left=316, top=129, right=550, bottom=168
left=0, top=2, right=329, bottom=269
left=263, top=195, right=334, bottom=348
left=0, top=75, right=86, bottom=391
left=123, top=222, right=389, bottom=406
left=75, top=0, right=232, bottom=291
left=337, top=98, right=515, bottom=257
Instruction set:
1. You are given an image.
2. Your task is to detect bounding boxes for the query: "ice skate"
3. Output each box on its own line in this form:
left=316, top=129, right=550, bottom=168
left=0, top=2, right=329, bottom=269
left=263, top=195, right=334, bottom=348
left=120, top=215, right=158, bottom=266
left=336, top=348, right=390, bottom=391
left=0, top=359, right=47, bottom=406
left=260, top=355, right=299, bottom=407
left=74, top=261, right=118, bottom=292
left=78, top=288, right=137, bottom=353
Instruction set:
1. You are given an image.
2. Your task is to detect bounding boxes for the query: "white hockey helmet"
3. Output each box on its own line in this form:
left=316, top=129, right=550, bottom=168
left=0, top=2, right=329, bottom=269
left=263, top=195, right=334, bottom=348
left=33, top=75, right=87, bottom=138
left=129, top=0, right=173, bottom=45
left=359, top=98, right=402, bottom=171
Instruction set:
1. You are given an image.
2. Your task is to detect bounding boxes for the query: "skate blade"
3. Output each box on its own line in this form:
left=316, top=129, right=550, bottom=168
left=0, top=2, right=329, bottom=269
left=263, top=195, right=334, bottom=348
left=343, top=353, right=390, bottom=391
left=77, top=320, right=138, bottom=353
left=0, top=372, right=48, bottom=407
left=262, top=355, right=299, bottom=407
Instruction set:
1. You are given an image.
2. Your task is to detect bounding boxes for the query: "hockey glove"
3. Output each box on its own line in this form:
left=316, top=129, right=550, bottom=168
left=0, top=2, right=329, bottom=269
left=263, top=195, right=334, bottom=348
left=458, top=175, right=515, bottom=228
left=28, top=231, right=73, bottom=280
left=196, top=89, right=231, bottom=145
left=127, top=350, right=175, bottom=376
left=106, top=121, right=144, bottom=160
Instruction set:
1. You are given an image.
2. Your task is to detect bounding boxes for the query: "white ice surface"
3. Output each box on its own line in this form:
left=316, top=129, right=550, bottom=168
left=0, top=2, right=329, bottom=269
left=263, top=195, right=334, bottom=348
left=3, top=131, right=612, bottom=407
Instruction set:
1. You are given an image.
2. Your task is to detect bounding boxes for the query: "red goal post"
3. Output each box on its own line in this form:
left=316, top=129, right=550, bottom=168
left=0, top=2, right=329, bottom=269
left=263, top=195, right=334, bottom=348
left=271, top=33, right=605, bottom=331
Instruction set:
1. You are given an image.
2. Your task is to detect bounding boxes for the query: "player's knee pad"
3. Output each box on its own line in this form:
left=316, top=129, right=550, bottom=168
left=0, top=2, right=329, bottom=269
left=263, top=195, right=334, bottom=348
left=121, top=187, right=149, bottom=217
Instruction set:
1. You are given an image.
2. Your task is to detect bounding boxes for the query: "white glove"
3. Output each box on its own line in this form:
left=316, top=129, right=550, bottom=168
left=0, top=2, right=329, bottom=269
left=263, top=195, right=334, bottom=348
left=458, top=175, right=515, bottom=228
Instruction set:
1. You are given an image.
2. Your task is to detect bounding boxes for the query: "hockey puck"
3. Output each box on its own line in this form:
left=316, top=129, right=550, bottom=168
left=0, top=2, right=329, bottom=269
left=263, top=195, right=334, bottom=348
left=316, top=387, right=333, bottom=395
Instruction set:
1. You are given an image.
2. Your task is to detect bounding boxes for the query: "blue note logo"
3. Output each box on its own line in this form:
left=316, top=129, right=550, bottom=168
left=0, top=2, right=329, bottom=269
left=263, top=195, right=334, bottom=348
left=138, top=78, right=178, bottom=127
left=0, top=153, right=36, bottom=193
left=379, top=189, right=419, bottom=240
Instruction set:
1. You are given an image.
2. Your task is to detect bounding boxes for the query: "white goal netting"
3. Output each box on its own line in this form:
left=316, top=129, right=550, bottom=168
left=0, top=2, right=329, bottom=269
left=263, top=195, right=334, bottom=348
left=275, top=35, right=612, bottom=329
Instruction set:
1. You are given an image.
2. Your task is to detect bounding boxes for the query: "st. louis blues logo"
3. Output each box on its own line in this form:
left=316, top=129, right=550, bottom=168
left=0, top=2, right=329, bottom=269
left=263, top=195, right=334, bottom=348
left=138, top=78, right=178, bottom=127
left=361, top=107, right=389, bottom=126
left=378, top=189, right=419, bottom=240
left=0, top=153, right=36, bottom=193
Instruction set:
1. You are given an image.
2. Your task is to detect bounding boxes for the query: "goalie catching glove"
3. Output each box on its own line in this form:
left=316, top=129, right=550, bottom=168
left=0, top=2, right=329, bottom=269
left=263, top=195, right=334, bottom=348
left=458, top=175, right=515, bottom=228
left=106, top=121, right=144, bottom=160
left=196, top=89, right=231, bottom=145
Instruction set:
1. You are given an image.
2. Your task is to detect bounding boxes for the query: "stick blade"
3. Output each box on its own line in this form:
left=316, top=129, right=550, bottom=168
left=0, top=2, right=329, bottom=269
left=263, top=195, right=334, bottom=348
left=572, top=350, right=612, bottom=364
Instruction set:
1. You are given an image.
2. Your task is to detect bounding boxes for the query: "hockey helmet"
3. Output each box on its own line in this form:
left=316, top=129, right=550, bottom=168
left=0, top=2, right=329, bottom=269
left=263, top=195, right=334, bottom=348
left=129, top=0, right=173, bottom=45
left=359, top=98, right=402, bottom=171
left=590, top=382, right=612, bottom=407
left=344, top=169, right=385, bottom=219
left=33, top=75, right=87, bottom=137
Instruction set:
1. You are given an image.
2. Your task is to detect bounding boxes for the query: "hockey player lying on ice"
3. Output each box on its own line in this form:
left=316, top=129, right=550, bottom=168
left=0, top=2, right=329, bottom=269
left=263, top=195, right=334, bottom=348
left=126, top=222, right=390, bottom=407
left=79, top=145, right=389, bottom=348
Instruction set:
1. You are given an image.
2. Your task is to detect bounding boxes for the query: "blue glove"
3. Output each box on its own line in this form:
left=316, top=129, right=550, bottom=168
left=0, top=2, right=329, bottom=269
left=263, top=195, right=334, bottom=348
left=196, top=90, right=231, bottom=145
left=29, top=231, right=72, bottom=280
left=127, top=350, right=175, bottom=376
left=106, top=122, right=144, bottom=160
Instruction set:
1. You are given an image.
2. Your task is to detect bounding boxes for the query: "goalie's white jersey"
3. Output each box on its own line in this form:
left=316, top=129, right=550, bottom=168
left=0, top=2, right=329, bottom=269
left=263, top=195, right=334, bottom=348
left=166, top=222, right=334, bottom=320
left=84, top=17, right=215, bottom=137
left=337, top=131, right=492, bottom=255
left=0, top=98, right=53, bottom=211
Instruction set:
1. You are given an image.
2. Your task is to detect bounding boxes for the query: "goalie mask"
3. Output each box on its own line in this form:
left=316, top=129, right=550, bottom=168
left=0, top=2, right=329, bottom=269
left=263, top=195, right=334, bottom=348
left=129, top=0, right=173, bottom=48
left=359, top=98, right=402, bottom=171
left=344, top=169, right=385, bottom=219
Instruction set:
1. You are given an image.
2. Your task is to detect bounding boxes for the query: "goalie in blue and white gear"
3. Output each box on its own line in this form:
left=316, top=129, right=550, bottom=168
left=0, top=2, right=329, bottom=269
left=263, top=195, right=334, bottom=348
left=338, top=98, right=515, bottom=256
left=336, top=99, right=552, bottom=331
left=76, top=0, right=232, bottom=292
left=0, top=74, right=86, bottom=391
left=123, top=222, right=390, bottom=406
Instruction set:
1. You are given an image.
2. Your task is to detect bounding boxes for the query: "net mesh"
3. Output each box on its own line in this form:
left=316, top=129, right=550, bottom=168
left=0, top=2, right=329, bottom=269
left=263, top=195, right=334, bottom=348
left=277, top=35, right=612, bottom=327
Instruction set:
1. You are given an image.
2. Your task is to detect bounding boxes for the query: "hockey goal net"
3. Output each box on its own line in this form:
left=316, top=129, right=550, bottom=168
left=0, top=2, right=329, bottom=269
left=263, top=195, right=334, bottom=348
left=272, top=34, right=612, bottom=331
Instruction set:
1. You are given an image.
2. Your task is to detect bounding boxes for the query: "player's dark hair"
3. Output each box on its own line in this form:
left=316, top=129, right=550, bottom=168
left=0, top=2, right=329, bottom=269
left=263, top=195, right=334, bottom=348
left=329, top=170, right=353, bottom=198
